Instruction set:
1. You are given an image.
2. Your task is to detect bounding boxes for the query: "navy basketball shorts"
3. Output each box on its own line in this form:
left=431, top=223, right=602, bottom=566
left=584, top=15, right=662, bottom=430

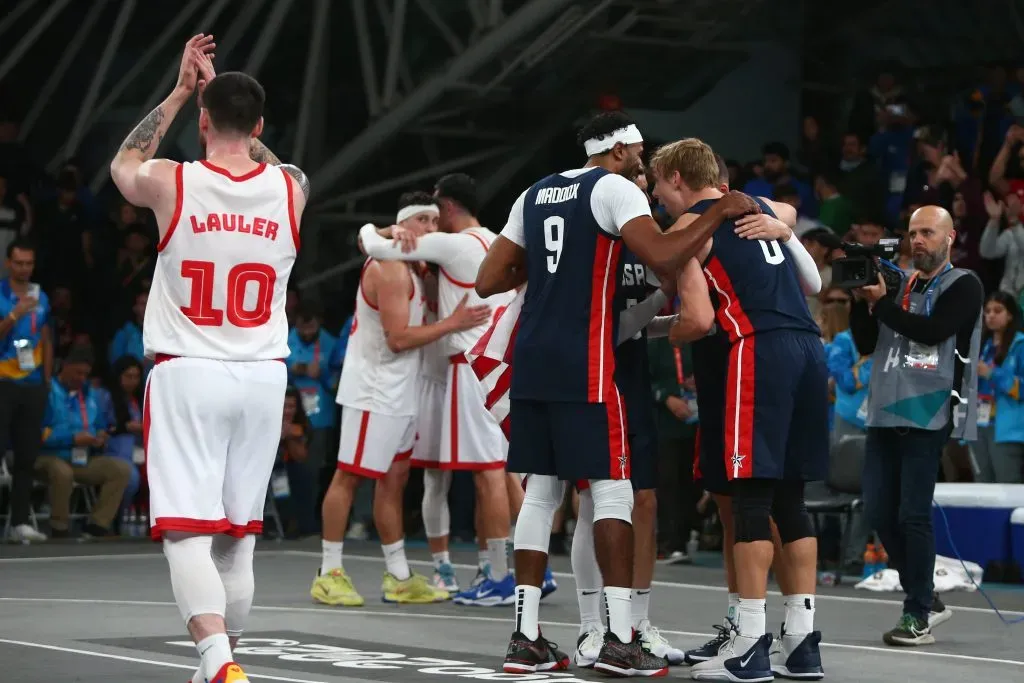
left=696, top=400, right=730, bottom=495
left=507, top=394, right=631, bottom=482
left=722, top=330, right=830, bottom=482
left=628, top=429, right=658, bottom=491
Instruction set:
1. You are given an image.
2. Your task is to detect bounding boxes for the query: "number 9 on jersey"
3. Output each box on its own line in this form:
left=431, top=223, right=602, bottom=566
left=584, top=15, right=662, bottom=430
left=544, top=216, right=564, bottom=273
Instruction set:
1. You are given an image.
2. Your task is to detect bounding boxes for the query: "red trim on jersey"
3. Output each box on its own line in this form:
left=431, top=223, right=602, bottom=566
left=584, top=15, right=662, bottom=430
left=587, top=234, right=622, bottom=402
left=351, top=410, right=371, bottom=469
left=157, top=163, right=184, bottom=252
left=359, top=259, right=378, bottom=311
left=281, top=167, right=300, bottom=249
left=440, top=460, right=506, bottom=471
left=605, top=385, right=631, bottom=480
left=395, top=447, right=414, bottom=462
left=465, top=230, right=491, bottom=253
left=410, top=459, right=441, bottom=469
left=199, top=159, right=267, bottom=181
left=152, top=353, right=284, bottom=365
left=724, top=337, right=755, bottom=480
left=337, top=462, right=387, bottom=479
left=692, top=426, right=702, bottom=481
left=440, top=267, right=474, bottom=288
left=149, top=517, right=263, bottom=541
left=704, top=256, right=755, bottom=342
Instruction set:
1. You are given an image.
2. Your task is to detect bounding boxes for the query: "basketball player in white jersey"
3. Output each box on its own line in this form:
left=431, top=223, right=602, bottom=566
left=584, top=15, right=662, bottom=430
left=311, top=193, right=491, bottom=607
left=109, top=37, right=307, bottom=683
left=360, top=174, right=552, bottom=607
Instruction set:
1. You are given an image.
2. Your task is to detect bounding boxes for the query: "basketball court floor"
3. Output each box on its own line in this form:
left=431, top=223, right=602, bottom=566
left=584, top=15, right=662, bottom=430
left=2, top=540, right=1021, bottom=682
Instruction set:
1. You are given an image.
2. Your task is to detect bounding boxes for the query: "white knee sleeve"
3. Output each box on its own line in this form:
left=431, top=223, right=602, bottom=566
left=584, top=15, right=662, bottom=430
left=513, top=474, right=565, bottom=552
left=589, top=479, right=634, bottom=524
left=421, top=469, right=452, bottom=539
left=211, top=534, right=256, bottom=638
left=163, top=533, right=225, bottom=625
left=570, top=489, right=602, bottom=589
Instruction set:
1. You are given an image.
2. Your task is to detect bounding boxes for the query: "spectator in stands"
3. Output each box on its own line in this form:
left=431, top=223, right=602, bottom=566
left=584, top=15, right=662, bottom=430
left=814, top=169, right=853, bottom=236
left=0, top=238, right=51, bottom=543
left=837, top=132, right=885, bottom=220
left=800, top=228, right=840, bottom=317
left=0, top=173, right=31, bottom=279
left=109, top=290, right=148, bottom=371
left=774, top=182, right=823, bottom=237
left=273, top=386, right=314, bottom=537
left=648, top=334, right=698, bottom=563
left=869, top=101, right=917, bottom=221
left=115, top=225, right=154, bottom=323
left=988, top=124, right=1024, bottom=217
left=853, top=214, right=887, bottom=247
left=979, top=191, right=1024, bottom=298
left=32, top=167, right=92, bottom=294
left=973, top=291, right=1024, bottom=484
left=743, top=141, right=817, bottom=217
left=328, top=314, right=354, bottom=392
left=823, top=289, right=870, bottom=442
left=47, top=285, right=82, bottom=360
left=795, top=115, right=831, bottom=178
left=286, top=303, right=337, bottom=533
left=285, top=288, right=300, bottom=327
left=104, top=355, right=145, bottom=516
left=36, top=344, right=131, bottom=539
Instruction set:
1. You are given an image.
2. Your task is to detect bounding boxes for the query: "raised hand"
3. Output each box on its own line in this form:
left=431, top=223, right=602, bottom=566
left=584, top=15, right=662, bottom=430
left=983, top=191, right=1002, bottom=219
left=175, top=34, right=215, bottom=97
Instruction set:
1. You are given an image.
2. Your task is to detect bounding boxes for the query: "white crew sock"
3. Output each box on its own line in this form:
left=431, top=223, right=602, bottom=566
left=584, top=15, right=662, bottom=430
left=604, top=586, right=633, bottom=643
left=478, top=550, right=490, bottom=571
left=196, top=633, right=233, bottom=683
left=488, top=537, right=509, bottom=579
left=515, top=585, right=542, bottom=640
left=736, top=598, right=767, bottom=639
left=320, top=540, right=343, bottom=575
left=727, top=592, right=740, bottom=626
left=382, top=539, right=411, bottom=580
left=631, top=588, right=651, bottom=628
left=783, top=594, right=815, bottom=636
left=577, top=589, right=602, bottom=635
left=432, top=551, right=451, bottom=570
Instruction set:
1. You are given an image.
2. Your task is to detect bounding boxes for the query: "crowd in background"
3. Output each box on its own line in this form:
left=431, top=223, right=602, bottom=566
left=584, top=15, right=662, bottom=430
left=2, top=65, right=1023, bottom=572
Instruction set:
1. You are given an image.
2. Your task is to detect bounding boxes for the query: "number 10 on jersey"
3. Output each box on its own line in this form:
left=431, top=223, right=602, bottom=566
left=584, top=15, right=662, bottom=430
left=544, top=216, right=564, bottom=273
left=180, top=259, right=277, bottom=328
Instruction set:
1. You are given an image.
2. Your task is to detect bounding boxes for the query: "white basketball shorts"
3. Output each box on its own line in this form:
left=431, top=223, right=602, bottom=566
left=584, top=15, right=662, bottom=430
left=144, top=356, right=287, bottom=541
left=439, top=359, right=507, bottom=471
left=411, top=378, right=445, bottom=468
left=337, top=406, right=416, bottom=479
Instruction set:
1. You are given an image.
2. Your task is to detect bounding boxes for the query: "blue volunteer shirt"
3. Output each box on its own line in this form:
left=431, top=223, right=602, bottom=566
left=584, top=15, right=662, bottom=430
left=287, top=328, right=338, bottom=429
left=41, top=380, right=105, bottom=463
left=0, top=278, right=50, bottom=384
left=109, top=321, right=145, bottom=365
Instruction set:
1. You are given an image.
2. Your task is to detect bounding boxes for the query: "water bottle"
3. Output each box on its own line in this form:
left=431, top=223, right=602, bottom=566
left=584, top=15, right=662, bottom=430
left=862, top=543, right=878, bottom=579
left=686, top=529, right=700, bottom=559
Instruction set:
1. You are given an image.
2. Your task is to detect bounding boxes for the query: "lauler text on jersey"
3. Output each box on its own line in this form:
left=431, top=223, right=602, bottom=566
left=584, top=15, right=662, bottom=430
left=189, top=213, right=281, bottom=240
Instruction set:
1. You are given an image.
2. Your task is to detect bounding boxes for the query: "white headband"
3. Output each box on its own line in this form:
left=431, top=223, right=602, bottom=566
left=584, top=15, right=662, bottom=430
left=584, top=124, right=644, bottom=156
left=396, top=204, right=439, bottom=223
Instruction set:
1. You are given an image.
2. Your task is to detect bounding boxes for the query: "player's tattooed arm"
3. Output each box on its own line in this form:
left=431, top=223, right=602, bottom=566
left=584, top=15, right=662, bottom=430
left=248, top=139, right=311, bottom=199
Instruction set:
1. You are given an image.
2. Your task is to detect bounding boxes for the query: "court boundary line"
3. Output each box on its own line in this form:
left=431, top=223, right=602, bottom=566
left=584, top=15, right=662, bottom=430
left=1, top=596, right=1021, bottom=667
left=3, top=549, right=1021, bottom=618
left=0, top=638, right=328, bottom=683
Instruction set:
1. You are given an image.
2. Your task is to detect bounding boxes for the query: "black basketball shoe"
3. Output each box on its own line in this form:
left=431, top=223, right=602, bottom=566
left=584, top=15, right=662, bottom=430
left=502, top=630, right=571, bottom=673
left=593, top=630, right=669, bottom=677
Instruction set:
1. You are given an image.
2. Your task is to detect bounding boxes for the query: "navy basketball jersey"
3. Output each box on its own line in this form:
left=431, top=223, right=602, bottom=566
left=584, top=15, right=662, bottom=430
left=511, top=167, right=625, bottom=403
left=691, top=198, right=819, bottom=342
left=614, top=248, right=656, bottom=435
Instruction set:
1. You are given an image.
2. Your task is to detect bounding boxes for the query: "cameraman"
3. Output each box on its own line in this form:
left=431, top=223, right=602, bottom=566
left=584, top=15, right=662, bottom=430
left=849, top=205, right=983, bottom=647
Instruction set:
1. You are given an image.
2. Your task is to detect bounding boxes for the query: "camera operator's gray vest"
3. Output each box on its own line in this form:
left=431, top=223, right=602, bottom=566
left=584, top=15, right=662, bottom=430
left=866, top=268, right=981, bottom=440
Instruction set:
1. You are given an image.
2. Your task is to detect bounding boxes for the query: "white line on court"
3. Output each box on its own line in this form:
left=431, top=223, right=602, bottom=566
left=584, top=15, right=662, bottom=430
left=2, top=596, right=1021, bottom=668
left=4, top=548, right=1023, bottom=618
left=0, top=638, right=327, bottom=683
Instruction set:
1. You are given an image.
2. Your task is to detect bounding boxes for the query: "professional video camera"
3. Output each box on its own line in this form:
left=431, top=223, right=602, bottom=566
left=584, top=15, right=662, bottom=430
left=831, top=238, right=905, bottom=291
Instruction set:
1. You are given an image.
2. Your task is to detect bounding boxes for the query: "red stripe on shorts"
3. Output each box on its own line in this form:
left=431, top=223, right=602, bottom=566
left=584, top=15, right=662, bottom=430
left=724, top=337, right=755, bottom=480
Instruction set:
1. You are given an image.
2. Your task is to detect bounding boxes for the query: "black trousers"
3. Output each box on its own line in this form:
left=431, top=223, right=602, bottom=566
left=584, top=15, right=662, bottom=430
left=0, top=380, right=48, bottom=527
left=656, top=433, right=698, bottom=552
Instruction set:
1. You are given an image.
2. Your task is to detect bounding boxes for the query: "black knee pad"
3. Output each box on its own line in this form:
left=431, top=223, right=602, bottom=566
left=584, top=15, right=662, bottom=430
left=730, top=479, right=774, bottom=543
left=771, top=480, right=815, bottom=544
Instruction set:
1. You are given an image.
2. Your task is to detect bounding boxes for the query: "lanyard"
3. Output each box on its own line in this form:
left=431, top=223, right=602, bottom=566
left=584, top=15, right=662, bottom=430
left=901, top=263, right=953, bottom=316
left=673, top=348, right=684, bottom=386
left=75, top=393, right=89, bottom=429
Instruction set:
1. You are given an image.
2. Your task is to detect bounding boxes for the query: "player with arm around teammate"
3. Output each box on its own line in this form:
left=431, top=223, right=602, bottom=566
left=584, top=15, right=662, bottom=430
left=475, top=111, right=757, bottom=676
left=110, top=37, right=309, bottom=683
left=312, top=194, right=490, bottom=607
left=650, top=139, right=827, bottom=682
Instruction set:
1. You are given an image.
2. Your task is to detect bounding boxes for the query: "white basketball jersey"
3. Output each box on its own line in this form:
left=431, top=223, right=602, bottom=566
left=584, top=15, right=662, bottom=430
left=144, top=161, right=298, bottom=361
left=438, top=227, right=516, bottom=358
left=420, top=297, right=448, bottom=384
left=337, top=260, right=423, bottom=416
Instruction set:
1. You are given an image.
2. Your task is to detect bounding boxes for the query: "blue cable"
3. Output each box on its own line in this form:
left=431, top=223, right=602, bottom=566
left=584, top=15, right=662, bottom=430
left=933, top=502, right=1024, bottom=625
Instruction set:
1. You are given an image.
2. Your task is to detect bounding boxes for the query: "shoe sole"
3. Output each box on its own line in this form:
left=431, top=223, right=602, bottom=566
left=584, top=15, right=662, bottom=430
left=772, top=664, right=825, bottom=680
left=574, top=652, right=598, bottom=668
left=310, top=594, right=364, bottom=607
left=883, top=633, right=935, bottom=646
left=503, top=657, right=570, bottom=673
left=691, top=668, right=773, bottom=682
left=928, top=609, right=952, bottom=629
left=593, top=661, right=669, bottom=677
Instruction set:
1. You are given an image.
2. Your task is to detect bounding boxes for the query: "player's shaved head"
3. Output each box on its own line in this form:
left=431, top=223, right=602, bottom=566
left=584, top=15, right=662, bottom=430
left=907, top=204, right=954, bottom=274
